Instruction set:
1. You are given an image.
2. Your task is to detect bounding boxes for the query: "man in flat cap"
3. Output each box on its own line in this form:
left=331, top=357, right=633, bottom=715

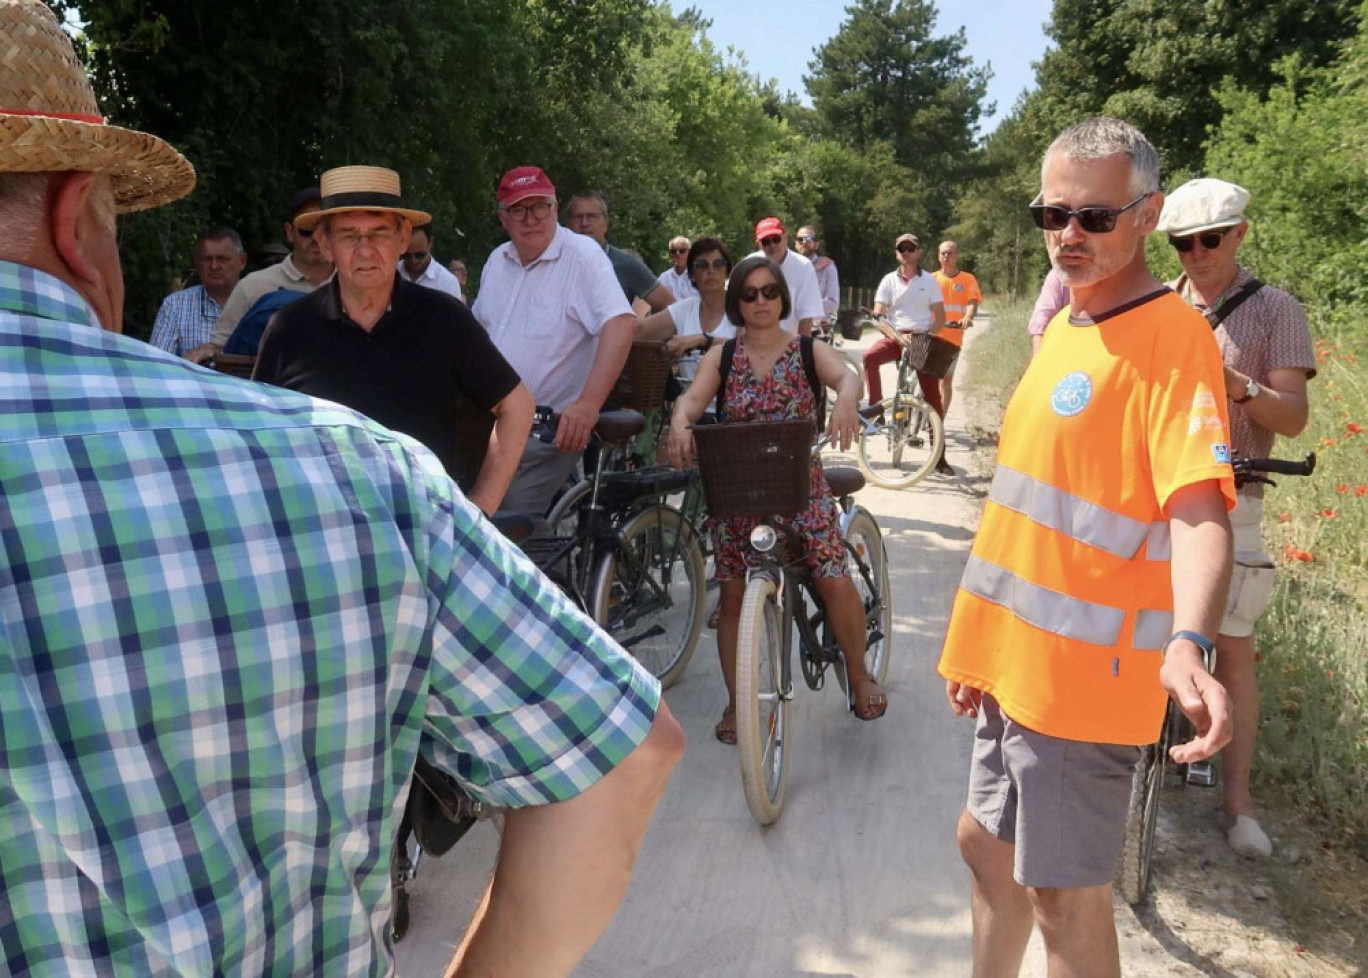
left=0, top=3, right=682, bottom=975
left=1160, top=177, right=1316, bottom=859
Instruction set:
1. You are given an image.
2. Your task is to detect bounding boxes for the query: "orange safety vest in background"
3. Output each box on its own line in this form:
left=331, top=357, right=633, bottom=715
left=933, top=270, right=981, bottom=349
left=938, top=290, right=1236, bottom=746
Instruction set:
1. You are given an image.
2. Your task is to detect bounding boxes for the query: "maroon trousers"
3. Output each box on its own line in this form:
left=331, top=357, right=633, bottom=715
left=862, top=334, right=944, bottom=416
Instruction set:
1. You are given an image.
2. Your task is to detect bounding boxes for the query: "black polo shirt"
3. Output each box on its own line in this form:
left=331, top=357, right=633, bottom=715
left=254, top=275, right=520, bottom=493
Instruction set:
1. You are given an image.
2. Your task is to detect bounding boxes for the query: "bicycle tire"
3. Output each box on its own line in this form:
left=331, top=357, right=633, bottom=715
left=735, top=575, right=790, bottom=825
left=590, top=504, right=705, bottom=688
left=1116, top=715, right=1169, bottom=904
left=545, top=478, right=592, bottom=538
left=833, top=508, right=892, bottom=695
left=856, top=396, right=944, bottom=489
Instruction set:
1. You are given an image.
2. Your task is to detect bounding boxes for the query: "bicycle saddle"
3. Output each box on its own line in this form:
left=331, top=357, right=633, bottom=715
left=595, top=409, right=648, bottom=443
left=824, top=466, right=865, bottom=497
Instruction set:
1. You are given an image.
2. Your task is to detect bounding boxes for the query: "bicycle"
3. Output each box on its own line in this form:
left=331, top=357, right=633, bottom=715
left=692, top=419, right=893, bottom=825
left=1115, top=451, right=1317, bottom=905
left=854, top=316, right=949, bottom=489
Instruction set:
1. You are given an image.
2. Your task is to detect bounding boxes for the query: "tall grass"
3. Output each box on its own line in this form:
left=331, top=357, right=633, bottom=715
left=969, top=296, right=1368, bottom=854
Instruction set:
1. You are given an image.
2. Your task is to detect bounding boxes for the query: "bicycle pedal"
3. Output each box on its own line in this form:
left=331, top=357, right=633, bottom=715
left=1184, top=762, right=1217, bottom=787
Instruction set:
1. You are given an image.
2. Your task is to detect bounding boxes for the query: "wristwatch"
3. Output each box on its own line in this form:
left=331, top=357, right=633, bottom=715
left=1232, top=376, right=1260, bottom=404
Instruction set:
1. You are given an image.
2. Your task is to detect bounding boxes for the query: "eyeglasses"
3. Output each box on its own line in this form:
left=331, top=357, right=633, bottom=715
left=758, top=235, right=783, bottom=248
left=402, top=250, right=429, bottom=262
left=691, top=257, right=728, bottom=272
left=796, top=235, right=816, bottom=244
left=330, top=227, right=399, bottom=249
left=501, top=200, right=554, bottom=222
left=668, top=246, right=689, bottom=255
left=1169, top=228, right=1232, bottom=252
left=739, top=283, right=782, bottom=303
left=896, top=243, right=919, bottom=254
left=1029, top=191, right=1151, bottom=233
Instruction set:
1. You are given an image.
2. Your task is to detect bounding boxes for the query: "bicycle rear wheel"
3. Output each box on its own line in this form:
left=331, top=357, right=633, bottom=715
left=1116, top=705, right=1172, bottom=904
left=735, top=575, right=790, bottom=825
left=590, top=504, right=705, bottom=688
left=856, top=395, right=943, bottom=489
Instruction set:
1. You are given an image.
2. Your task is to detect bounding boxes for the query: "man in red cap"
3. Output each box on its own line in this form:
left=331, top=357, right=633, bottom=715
left=748, top=216, right=825, bottom=336
left=472, top=166, right=637, bottom=518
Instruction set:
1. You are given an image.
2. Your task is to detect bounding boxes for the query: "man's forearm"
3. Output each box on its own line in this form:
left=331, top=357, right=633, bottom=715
left=1169, top=488, right=1234, bottom=641
left=468, top=386, right=534, bottom=515
left=577, top=317, right=635, bottom=410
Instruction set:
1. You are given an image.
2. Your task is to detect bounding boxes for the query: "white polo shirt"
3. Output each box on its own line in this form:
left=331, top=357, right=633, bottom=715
left=875, top=267, right=943, bottom=332
left=397, top=257, right=465, bottom=303
left=746, top=248, right=825, bottom=333
left=473, top=224, right=633, bottom=412
left=657, top=266, right=698, bottom=301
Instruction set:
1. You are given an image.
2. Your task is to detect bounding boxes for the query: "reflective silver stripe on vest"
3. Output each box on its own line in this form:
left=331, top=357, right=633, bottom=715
left=989, top=465, right=1150, bottom=559
left=1145, top=521, right=1172, bottom=561
left=962, top=555, right=1125, bottom=647
left=1133, top=609, right=1174, bottom=650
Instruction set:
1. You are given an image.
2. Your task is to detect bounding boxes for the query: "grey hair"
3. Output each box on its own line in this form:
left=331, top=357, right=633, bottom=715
left=1042, top=117, right=1161, bottom=196
left=198, top=227, right=244, bottom=254
left=0, top=173, right=52, bottom=257
left=570, top=191, right=609, bottom=217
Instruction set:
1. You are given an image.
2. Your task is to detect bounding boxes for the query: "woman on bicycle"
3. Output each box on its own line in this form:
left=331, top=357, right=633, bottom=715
left=638, top=236, right=737, bottom=388
left=667, top=256, right=886, bottom=741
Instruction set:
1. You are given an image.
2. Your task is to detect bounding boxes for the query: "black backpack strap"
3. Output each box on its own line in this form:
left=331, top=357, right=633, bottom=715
left=716, top=338, right=737, bottom=421
left=799, top=335, right=827, bottom=430
left=1205, top=278, right=1264, bottom=329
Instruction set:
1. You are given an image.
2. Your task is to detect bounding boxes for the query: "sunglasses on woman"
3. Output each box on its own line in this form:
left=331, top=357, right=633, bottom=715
left=1169, top=228, right=1232, bottom=252
left=1028, top=191, right=1151, bottom=233
left=739, top=283, right=782, bottom=303
left=691, top=257, right=728, bottom=272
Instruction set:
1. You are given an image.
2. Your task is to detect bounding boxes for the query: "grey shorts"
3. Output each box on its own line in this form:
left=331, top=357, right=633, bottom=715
left=967, top=695, right=1140, bottom=888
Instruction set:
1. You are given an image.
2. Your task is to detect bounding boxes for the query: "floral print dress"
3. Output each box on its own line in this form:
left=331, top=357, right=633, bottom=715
left=711, top=337, right=848, bottom=580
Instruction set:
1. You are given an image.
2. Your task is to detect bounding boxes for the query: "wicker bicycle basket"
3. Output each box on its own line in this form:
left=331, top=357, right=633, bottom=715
left=692, top=419, right=815, bottom=519
left=905, top=331, right=959, bottom=379
left=836, top=308, right=865, bottom=341
left=609, top=340, right=673, bottom=412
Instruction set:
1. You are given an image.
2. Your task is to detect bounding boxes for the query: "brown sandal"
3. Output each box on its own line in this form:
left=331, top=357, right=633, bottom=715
left=714, top=705, right=737, bottom=745
left=849, top=675, right=888, bottom=721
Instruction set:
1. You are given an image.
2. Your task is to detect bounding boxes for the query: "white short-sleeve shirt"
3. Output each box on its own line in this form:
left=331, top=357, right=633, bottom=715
left=657, top=266, right=698, bottom=301
left=473, top=225, right=633, bottom=411
left=666, top=297, right=737, bottom=383
left=875, top=268, right=942, bottom=332
left=397, top=258, right=465, bottom=303
left=746, top=248, right=825, bottom=333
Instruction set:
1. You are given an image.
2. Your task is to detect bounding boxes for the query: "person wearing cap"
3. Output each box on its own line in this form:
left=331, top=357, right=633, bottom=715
left=568, top=190, right=675, bottom=313
left=864, top=232, right=954, bottom=473
left=187, top=186, right=335, bottom=363
left=473, top=166, right=639, bottom=519
left=940, top=118, right=1235, bottom=977
left=748, top=216, right=825, bottom=335
left=1159, top=177, right=1316, bottom=860
left=933, top=240, right=982, bottom=415
left=253, top=166, right=534, bottom=517
left=796, top=225, right=840, bottom=322
left=0, top=5, right=682, bottom=974
left=147, top=226, right=247, bottom=357
left=398, top=222, right=464, bottom=302
left=657, top=234, right=698, bottom=301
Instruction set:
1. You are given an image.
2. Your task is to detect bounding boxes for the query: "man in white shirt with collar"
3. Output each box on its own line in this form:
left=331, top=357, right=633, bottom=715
left=748, top=217, right=825, bottom=336
left=657, top=236, right=697, bottom=300
left=472, top=166, right=636, bottom=518
left=397, top=223, right=464, bottom=302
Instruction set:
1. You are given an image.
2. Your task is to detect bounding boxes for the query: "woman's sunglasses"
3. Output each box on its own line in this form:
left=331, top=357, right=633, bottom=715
left=739, top=283, right=782, bottom=303
left=691, top=257, right=729, bottom=272
left=1028, top=191, right=1150, bottom=233
left=1169, top=228, right=1232, bottom=252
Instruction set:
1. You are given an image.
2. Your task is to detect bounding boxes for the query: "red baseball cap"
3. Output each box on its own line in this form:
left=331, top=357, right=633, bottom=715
left=754, top=217, right=785, bottom=242
left=497, top=166, right=556, bottom=207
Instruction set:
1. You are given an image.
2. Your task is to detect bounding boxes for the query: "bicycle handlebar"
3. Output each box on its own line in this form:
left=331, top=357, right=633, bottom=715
left=1231, top=451, right=1316, bottom=489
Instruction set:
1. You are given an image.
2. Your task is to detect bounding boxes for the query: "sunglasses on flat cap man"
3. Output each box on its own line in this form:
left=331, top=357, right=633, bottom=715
left=1029, top=191, right=1151, bottom=233
left=1169, top=228, right=1233, bottom=252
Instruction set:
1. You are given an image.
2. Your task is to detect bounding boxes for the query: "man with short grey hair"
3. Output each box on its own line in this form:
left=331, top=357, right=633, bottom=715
left=657, top=234, right=697, bottom=300
left=941, top=117, right=1236, bottom=977
left=1160, top=177, right=1316, bottom=860
left=148, top=227, right=247, bottom=356
left=568, top=190, right=674, bottom=313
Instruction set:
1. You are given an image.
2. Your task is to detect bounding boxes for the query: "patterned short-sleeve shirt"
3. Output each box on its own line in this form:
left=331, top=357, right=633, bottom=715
left=0, top=260, right=659, bottom=976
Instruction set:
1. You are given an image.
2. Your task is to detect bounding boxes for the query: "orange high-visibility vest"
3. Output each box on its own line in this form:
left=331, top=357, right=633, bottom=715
left=938, top=290, right=1236, bottom=745
left=934, top=270, right=982, bottom=348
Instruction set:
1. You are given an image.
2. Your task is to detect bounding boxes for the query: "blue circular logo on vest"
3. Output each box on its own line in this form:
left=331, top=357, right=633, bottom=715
left=1051, top=371, right=1093, bottom=417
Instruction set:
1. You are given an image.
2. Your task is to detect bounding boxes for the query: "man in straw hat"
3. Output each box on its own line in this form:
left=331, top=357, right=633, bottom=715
left=253, top=165, right=534, bottom=517
left=0, top=4, right=683, bottom=976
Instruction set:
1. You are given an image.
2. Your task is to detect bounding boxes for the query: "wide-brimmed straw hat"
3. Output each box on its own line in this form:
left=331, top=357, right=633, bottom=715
left=0, top=0, right=194, bottom=212
left=293, top=166, right=431, bottom=231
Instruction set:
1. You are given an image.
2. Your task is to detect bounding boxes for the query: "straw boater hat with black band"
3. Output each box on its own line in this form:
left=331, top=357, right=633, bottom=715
left=0, top=0, right=195, bottom=212
left=293, top=166, right=431, bottom=232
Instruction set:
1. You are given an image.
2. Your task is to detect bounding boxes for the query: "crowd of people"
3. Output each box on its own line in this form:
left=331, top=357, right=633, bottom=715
left=1, top=2, right=1317, bottom=976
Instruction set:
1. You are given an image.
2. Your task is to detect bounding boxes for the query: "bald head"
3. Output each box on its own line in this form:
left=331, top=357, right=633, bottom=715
left=937, top=240, right=960, bottom=274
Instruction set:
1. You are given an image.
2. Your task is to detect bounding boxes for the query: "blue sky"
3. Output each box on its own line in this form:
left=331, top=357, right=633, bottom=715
left=683, top=0, right=1054, bottom=135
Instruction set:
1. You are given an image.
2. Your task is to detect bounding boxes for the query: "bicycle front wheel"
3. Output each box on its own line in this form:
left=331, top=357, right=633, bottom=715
left=735, top=575, right=791, bottom=825
left=590, top=504, right=705, bottom=688
left=843, top=508, right=892, bottom=686
left=1116, top=716, right=1169, bottom=904
left=856, top=395, right=944, bottom=489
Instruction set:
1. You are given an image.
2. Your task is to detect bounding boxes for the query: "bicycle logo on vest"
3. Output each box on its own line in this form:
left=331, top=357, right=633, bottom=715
left=1050, top=371, right=1093, bottom=418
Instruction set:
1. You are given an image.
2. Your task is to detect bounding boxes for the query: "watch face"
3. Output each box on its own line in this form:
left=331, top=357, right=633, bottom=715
left=1246, top=378, right=1260, bottom=399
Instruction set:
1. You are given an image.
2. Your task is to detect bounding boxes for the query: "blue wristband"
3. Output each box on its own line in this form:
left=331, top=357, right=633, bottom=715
left=1163, top=629, right=1215, bottom=661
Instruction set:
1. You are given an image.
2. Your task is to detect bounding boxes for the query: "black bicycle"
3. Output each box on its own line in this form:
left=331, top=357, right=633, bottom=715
left=1115, top=451, right=1318, bottom=905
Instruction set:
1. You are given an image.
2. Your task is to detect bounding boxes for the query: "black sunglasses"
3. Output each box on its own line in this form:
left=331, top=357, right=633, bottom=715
left=1169, top=228, right=1232, bottom=252
left=668, top=246, right=689, bottom=254
left=758, top=235, right=783, bottom=247
left=402, top=250, right=429, bottom=261
left=1029, top=191, right=1151, bottom=233
left=739, top=283, right=782, bottom=303
left=691, top=257, right=728, bottom=272
left=895, top=243, right=919, bottom=254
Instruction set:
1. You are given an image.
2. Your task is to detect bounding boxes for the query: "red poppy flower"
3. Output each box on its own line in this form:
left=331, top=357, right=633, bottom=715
left=1348, top=422, right=1364, bottom=434
left=1282, top=545, right=1315, bottom=562
left=1278, top=511, right=1291, bottom=523
left=1321, top=509, right=1339, bottom=518
left=1323, top=438, right=1337, bottom=447
left=1337, top=484, right=1349, bottom=494
left=1357, top=486, right=1368, bottom=497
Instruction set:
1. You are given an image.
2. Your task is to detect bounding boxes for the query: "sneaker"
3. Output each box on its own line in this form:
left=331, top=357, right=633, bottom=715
left=1219, top=811, right=1273, bottom=858
left=935, top=457, right=956, bottom=477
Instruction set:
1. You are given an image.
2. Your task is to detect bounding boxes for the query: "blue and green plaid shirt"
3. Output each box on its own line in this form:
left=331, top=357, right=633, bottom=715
left=0, top=261, right=660, bottom=976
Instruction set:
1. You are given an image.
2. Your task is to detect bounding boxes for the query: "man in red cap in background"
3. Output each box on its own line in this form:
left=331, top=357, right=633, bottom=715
left=749, top=216, right=826, bottom=336
left=472, top=166, right=637, bottom=518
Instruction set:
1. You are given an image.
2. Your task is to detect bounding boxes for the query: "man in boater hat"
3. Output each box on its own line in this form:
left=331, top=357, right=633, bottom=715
left=0, top=3, right=683, bottom=976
